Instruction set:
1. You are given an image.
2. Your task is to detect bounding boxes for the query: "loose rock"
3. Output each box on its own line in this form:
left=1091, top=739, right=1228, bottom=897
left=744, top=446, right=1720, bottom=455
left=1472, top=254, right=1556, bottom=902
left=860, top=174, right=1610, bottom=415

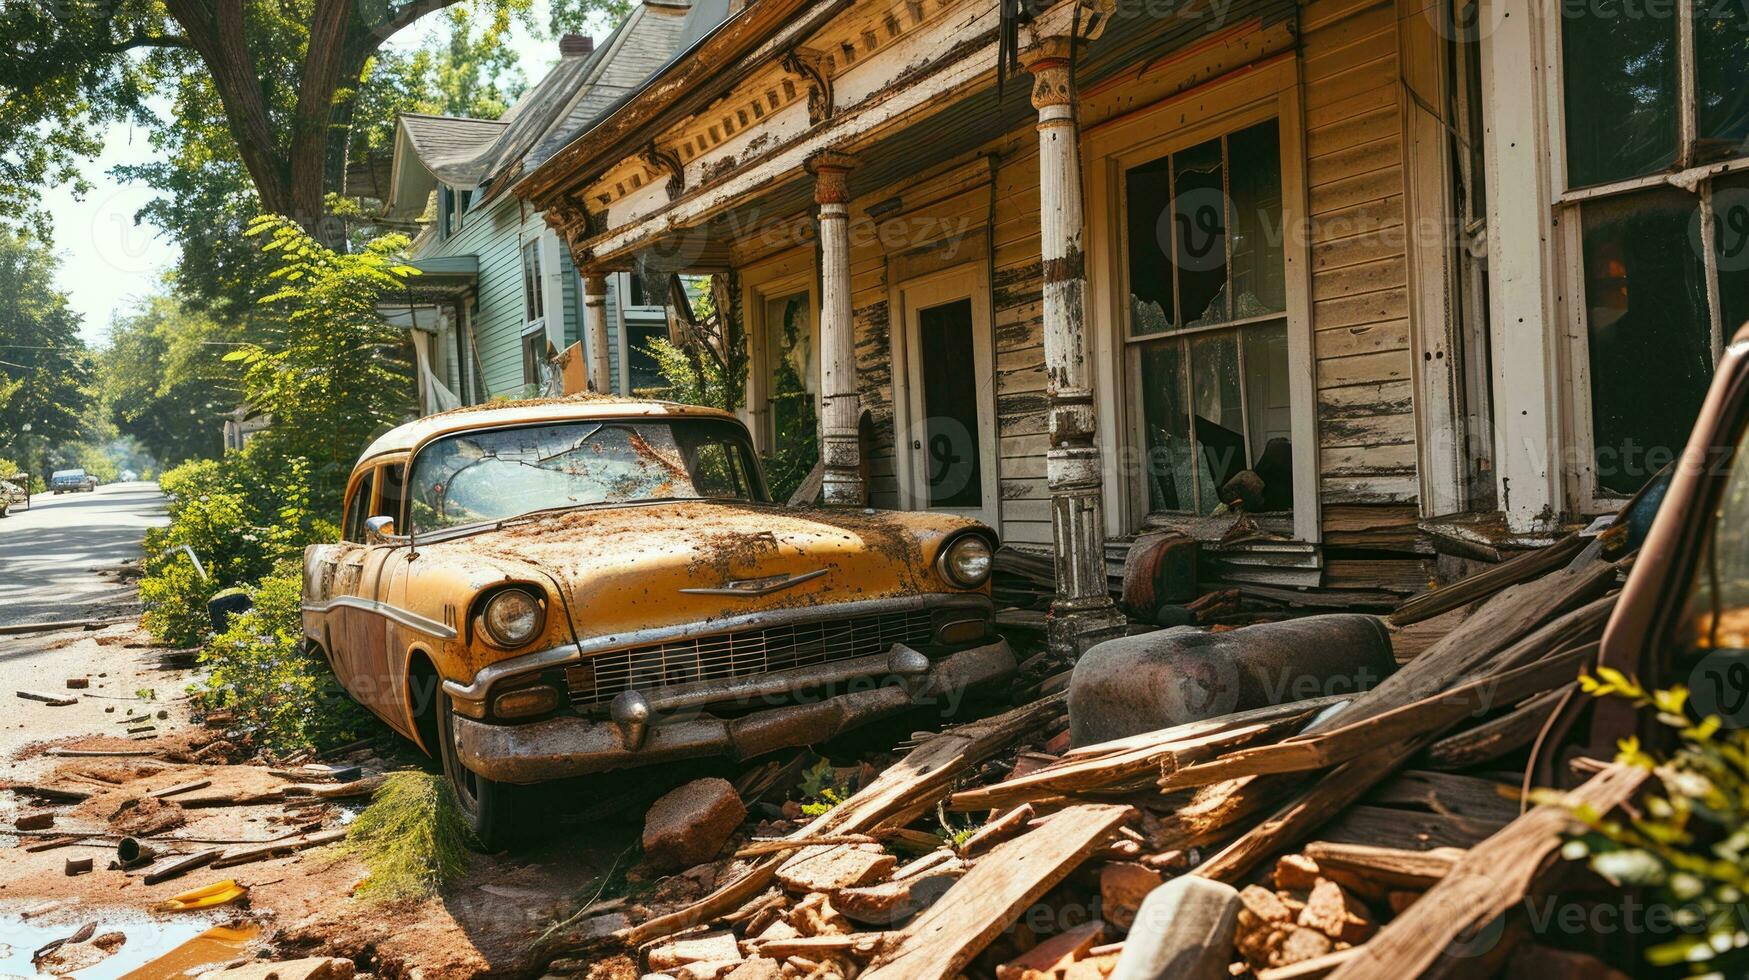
left=643, top=778, right=747, bottom=872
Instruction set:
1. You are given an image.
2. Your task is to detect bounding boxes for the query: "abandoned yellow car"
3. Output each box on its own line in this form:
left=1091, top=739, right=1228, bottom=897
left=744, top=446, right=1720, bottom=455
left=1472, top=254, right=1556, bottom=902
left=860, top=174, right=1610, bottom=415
left=301, top=397, right=1013, bottom=844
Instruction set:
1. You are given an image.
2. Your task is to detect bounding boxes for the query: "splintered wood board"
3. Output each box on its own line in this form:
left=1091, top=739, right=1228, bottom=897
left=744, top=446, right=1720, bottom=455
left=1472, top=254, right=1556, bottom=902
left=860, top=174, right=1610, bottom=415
left=861, top=803, right=1132, bottom=980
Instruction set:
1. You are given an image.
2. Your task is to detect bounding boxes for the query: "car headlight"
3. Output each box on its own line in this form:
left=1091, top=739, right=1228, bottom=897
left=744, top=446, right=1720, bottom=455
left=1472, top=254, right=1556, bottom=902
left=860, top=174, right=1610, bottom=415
left=938, top=535, right=994, bottom=588
left=479, top=587, right=545, bottom=648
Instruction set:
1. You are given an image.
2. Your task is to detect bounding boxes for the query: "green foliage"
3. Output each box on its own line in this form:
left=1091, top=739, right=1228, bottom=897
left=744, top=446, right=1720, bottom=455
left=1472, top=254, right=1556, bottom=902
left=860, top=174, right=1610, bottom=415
left=645, top=336, right=736, bottom=409
left=0, top=231, right=92, bottom=458
left=101, top=294, right=233, bottom=466
left=229, top=216, right=418, bottom=508
left=1560, top=670, right=1749, bottom=974
left=140, top=447, right=332, bottom=646
left=342, top=771, right=472, bottom=901
left=796, top=758, right=851, bottom=818
left=193, top=560, right=376, bottom=756
left=764, top=317, right=818, bottom=504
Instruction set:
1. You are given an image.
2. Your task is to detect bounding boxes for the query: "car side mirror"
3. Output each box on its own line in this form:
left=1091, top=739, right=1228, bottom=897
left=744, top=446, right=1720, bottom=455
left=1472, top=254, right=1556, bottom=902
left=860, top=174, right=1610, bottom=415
left=364, top=515, right=402, bottom=545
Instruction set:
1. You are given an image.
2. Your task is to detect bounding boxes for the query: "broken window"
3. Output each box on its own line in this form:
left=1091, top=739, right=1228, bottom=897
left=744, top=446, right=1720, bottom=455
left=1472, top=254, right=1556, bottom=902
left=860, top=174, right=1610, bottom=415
left=1125, top=118, right=1292, bottom=516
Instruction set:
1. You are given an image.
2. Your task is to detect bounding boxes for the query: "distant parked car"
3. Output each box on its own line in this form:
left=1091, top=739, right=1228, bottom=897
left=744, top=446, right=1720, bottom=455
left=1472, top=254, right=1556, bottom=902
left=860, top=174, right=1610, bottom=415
left=119, top=469, right=138, bottom=482
left=0, top=477, right=26, bottom=517
left=50, top=469, right=97, bottom=494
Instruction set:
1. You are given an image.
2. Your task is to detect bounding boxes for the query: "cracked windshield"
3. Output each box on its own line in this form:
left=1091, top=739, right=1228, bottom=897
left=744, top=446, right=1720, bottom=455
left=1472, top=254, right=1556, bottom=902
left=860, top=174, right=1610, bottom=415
left=409, top=419, right=759, bottom=532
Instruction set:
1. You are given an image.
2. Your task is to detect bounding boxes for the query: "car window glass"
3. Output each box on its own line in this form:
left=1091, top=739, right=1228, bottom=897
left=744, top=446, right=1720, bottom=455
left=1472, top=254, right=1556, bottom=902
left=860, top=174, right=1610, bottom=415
left=377, top=463, right=407, bottom=523
left=1682, top=420, right=1749, bottom=650
left=345, top=471, right=375, bottom=543
left=408, top=419, right=760, bottom=533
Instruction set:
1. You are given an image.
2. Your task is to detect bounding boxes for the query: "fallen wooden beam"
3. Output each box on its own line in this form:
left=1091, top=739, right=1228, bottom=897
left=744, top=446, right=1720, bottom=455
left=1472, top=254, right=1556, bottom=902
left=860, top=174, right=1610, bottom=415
left=861, top=804, right=1134, bottom=979
left=147, top=780, right=212, bottom=799
left=1300, top=842, right=1463, bottom=891
left=141, top=849, right=221, bottom=885
left=17, top=690, right=78, bottom=707
left=210, top=829, right=346, bottom=869
left=1327, top=763, right=1645, bottom=979
left=1387, top=533, right=1586, bottom=627
left=1424, top=688, right=1569, bottom=771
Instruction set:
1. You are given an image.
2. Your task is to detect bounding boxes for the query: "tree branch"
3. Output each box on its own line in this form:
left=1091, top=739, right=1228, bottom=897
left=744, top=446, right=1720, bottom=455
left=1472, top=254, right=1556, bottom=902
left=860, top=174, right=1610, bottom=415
left=363, top=0, right=470, bottom=45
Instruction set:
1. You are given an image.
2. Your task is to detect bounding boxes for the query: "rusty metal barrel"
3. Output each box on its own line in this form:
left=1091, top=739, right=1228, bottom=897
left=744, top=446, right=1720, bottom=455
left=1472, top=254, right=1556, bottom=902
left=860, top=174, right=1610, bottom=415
left=1067, top=614, right=1396, bottom=747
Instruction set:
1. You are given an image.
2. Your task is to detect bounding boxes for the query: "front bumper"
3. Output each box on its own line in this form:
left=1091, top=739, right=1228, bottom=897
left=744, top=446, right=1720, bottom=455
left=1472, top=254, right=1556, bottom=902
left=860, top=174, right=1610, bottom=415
left=453, top=638, right=1016, bottom=783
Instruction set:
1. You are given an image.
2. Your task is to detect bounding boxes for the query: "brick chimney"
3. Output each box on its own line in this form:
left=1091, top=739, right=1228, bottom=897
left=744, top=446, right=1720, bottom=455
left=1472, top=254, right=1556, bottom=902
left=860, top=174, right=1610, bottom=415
left=559, top=33, right=593, bottom=56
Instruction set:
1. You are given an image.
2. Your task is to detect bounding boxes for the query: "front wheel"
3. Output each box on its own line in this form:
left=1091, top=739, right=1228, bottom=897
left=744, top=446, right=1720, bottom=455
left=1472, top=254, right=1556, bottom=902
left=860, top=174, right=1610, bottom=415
left=435, top=693, right=524, bottom=851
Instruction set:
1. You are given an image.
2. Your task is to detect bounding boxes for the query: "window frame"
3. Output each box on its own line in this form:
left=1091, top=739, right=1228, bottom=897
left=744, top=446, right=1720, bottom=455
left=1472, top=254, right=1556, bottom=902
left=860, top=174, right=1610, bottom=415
left=1084, top=56, right=1318, bottom=543
left=740, top=248, right=821, bottom=457
left=1543, top=0, right=1749, bottom=512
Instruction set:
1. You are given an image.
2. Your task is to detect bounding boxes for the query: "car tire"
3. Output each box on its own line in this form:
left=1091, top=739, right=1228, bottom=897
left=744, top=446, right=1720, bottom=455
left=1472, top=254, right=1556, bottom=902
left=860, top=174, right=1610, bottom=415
left=435, top=693, right=523, bottom=852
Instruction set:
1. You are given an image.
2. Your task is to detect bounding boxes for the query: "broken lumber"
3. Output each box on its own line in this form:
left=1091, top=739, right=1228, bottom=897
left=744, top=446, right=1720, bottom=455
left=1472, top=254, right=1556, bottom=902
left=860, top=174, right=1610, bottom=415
left=1424, top=688, right=1569, bottom=770
left=17, top=690, right=78, bottom=707
left=1299, top=842, right=1462, bottom=891
left=210, top=829, right=345, bottom=869
left=1326, top=762, right=1645, bottom=979
left=147, top=780, right=211, bottom=799
left=1388, top=533, right=1586, bottom=627
left=617, top=694, right=1065, bottom=949
left=949, top=696, right=1344, bottom=810
left=860, top=804, right=1134, bottom=979
left=141, top=849, right=221, bottom=885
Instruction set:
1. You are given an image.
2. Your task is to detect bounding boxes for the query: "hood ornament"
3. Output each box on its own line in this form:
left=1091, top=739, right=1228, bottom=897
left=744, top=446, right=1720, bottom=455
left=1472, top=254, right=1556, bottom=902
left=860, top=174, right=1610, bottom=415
left=679, top=568, right=829, bottom=597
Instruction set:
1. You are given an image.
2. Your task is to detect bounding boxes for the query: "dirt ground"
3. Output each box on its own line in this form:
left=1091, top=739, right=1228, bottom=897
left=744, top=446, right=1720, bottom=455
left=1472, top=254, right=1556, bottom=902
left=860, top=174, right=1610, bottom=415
left=0, top=623, right=644, bottom=979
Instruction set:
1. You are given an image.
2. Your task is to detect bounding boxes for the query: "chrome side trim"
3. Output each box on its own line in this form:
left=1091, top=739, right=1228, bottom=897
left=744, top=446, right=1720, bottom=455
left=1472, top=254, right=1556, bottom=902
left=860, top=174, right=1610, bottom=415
left=677, top=567, right=829, bottom=596
left=442, top=593, right=992, bottom=702
left=300, top=596, right=458, bottom=640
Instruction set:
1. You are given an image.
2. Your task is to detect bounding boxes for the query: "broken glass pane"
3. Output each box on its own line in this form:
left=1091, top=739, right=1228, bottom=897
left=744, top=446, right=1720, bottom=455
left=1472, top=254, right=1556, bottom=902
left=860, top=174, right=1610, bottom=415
left=1582, top=188, right=1713, bottom=496
left=1174, top=138, right=1229, bottom=328
left=1139, top=341, right=1194, bottom=512
left=1126, top=155, right=1177, bottom=336
left=1695, top=0, right=1749, bottom=164
left=1229, top=120, right=1287, bottom=319
left=1241, top=321, right=1294, bottom=512
left=1191, top=332, right=1245, bottom=510
left=1561, top=0, right=1679, bottom=187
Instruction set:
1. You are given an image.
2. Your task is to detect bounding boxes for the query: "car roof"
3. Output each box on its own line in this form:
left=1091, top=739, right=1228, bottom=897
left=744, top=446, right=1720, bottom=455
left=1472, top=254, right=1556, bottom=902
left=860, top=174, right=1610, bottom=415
left=51, top=469, right=85, bottom=477
left=355, top=395, right=743, bottom=466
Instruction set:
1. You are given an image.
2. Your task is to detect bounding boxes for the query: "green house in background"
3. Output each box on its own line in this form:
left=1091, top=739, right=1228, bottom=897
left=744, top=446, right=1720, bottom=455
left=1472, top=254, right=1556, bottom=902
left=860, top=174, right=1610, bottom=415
left=377, top=0, right=706, bottom=413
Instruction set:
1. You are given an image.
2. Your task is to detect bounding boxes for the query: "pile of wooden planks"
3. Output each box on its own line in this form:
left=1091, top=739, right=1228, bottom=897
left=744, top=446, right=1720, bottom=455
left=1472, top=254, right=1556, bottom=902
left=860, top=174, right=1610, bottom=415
left=596, top=541, right=1649, bottom=979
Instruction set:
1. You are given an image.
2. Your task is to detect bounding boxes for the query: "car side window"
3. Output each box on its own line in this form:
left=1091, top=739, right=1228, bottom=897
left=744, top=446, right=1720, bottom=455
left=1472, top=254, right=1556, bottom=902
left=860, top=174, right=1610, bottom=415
left=1678, top=420, right=1749, bottom=722
left=376, top=463, right=407, bottom=526
left=344, top=471, right=375, bottom=543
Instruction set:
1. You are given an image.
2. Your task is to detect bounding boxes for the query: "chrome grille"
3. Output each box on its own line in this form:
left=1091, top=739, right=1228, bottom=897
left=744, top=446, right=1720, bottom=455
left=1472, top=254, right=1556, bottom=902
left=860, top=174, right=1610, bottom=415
left=565, top=608, right=936, bottom=708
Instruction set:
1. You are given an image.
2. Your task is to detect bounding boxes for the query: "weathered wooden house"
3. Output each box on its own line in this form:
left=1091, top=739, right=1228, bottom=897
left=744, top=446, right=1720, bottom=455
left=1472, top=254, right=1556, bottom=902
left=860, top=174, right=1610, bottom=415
left=512, top=0, right=1749, bottom=651
left=379, top=1, right=700, bottom=411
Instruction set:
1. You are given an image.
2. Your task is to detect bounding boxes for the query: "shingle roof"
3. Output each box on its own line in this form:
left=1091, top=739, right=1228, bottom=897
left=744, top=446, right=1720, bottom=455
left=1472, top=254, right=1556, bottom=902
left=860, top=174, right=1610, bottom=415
left=390, top=0, right=705, bottom=216
left=397, top=114, right=510, bottom=187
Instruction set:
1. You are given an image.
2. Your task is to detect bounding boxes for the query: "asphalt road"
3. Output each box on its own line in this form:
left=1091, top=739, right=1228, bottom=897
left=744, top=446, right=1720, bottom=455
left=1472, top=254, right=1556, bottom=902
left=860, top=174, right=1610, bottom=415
left=0, top=481, right=166, bottom=627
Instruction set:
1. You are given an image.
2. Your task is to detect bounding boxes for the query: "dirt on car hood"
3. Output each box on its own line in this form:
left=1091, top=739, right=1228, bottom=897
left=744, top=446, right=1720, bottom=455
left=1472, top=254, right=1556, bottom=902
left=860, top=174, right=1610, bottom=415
left=449, top=500, right=985, bottom=641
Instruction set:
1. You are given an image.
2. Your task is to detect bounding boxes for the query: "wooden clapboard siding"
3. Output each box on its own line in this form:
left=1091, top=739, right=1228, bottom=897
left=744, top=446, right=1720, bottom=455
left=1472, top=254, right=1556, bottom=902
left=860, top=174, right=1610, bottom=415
left=989, top=141, right=1052, bottom=548
left=1303, top=0, right=1418, bottom=516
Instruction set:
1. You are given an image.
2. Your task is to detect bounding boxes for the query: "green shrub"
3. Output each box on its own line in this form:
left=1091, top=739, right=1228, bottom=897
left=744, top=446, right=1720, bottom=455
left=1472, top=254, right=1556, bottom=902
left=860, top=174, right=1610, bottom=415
left=341, top=771, right=471, bottom=902
left=192, top=560, right=376, bottom=756
left=140, top=449, right=332, bottom=646
left=1560, top=668, right=1749, bottom=974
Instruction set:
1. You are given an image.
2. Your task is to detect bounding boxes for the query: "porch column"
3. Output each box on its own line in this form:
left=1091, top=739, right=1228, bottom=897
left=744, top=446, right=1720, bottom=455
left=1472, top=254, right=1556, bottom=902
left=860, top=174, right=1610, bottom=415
left=582, top=272, right=612, bottom=393
left=809, top=151, right=864, bottom=507
left=1023, top=37, right=1125, bottom=656
left=1480, top=0, right=1561, bottom=532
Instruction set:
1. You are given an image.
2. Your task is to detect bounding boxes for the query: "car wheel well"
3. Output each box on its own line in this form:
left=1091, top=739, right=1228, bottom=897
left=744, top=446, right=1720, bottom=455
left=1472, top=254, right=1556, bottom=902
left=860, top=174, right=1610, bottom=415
left=407, top=650, right=442, bottom=758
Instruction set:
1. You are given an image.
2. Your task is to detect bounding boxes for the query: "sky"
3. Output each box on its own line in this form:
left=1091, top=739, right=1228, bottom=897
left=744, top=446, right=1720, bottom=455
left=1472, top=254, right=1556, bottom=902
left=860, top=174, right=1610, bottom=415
left=44, top=0, right=571, bottom=349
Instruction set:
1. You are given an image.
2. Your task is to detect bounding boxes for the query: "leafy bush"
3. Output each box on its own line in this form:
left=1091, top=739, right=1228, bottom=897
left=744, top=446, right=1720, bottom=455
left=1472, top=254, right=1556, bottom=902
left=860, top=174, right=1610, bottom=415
left=193, top=560, right=376, bottom=756
left=1561, top=669, right=1749, bottom=974
left=140, top=449, right=331, bottom=646
left=341, top=771, right=471, bottom=902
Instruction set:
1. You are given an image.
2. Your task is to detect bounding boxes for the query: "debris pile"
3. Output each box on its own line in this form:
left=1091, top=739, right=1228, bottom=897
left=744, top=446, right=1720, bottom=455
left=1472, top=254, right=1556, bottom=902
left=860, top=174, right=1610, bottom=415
left=548, top=532, right=1644, bottom=978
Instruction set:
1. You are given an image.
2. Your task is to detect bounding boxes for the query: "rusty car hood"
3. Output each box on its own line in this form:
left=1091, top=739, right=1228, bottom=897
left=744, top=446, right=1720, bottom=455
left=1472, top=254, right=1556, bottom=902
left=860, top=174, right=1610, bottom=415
left=427, top=500, right=986, bottom=643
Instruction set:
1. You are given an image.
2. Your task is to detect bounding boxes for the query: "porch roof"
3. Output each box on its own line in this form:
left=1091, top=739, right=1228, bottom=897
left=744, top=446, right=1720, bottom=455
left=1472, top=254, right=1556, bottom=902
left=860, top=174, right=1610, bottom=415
left=525, top=0, right=1295, bottom=269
